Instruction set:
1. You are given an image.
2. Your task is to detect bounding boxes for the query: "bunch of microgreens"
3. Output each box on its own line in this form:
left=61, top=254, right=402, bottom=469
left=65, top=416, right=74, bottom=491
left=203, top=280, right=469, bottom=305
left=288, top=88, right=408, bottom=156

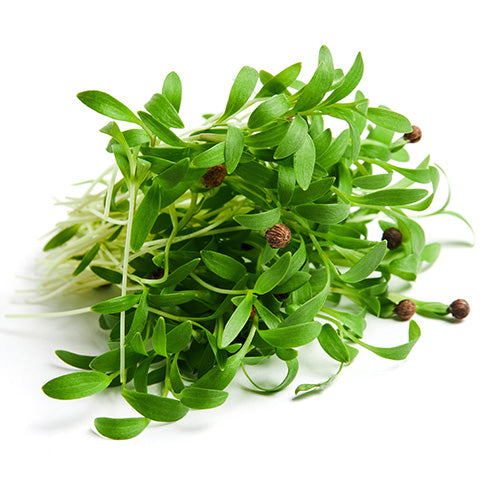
left=26, top=46, right=472, bottom=440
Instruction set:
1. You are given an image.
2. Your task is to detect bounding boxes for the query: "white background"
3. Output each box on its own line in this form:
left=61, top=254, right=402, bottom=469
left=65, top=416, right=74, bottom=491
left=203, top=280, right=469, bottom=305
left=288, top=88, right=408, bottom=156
left=1, top=1, right=499, bottom=498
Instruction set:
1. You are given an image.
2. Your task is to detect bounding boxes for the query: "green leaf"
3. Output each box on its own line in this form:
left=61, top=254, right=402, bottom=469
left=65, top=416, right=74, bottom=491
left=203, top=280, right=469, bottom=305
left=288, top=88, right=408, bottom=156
left=258, top=321, right=321, bottom=348
left=170, top=355, right=185, bottom=394
left=274, top=115, right=308, bottom=159
left=366, top=107, right=412, bottom=133
left=326, top=309, right=366, bottom=336
left=340, top=241, right=387, bottom=283
left=253, top=301, right=281, bottom=329
left=42, top=371, right=111, bottom=400
left=73, top=242, right=101, bottom=276
left=144, top=93, right=184, bottom=129
left=77, top=90, right=139, bottom=124
left=348, top=320, right=421, bottom=360
left=221, top=293, right=254, bottom=347
left=254, top=252, right=291, bottom=295
left=94, top=417, right=149, bottom=440
left=318, top=323, right=350, bottom=363
left=289, top=178, right=333, bottom=206
left=293, top=45, right=334, bottom=112
left=43, top=224, right=80, bottom=251
left=278, top=163, right=295, bottom=206
left=193, top=347, right=247, bottom=390
left=295, top=203, right=350, bottom=225
left=317, top=129, right=350, bottom=168
left=162, top=71, right=182, bottom=111
left=220, top=66, right=258, bottom=121
left=280, top=289, right=328, bottom=327
left=246, top=121, right=289, bottom=148
left=127, top=332, right=147, bottom=356
left=91, top=294, right=140, bottom=314
left=106, top=128, right=149, bottom=152
left=130, top=183, right=160, bottom=252
left=225, top=125, right=245, bottom=173
left=323, top=52, right=363, bottom=105
left=55, top=350, right=95, bottom=370
left=192, top=141, right=225, bottom=168
left=247, top=94, right=289, bottom=130
left=234, top=206, right=281, bottom=230
left=201, top=250, right=246, bottom=282
left=273, top=271, right=311, bottom=294
left=127, top=290, right=149, bottom=338
left=152, top=317, right=167, bottom=356
left=90, top=348, right=143, bottom=373
left=351, top=188, right=428, bottom=207
left=137, top=111, right=184, bottom=147
left=166, top=321, right=192, bottom=353
left=91, top=266, right=122, bottom=284
left=256, top=62, right=302, bottom=98
left=390, top=254, right=419, bottom=281
left=352, top=173, right=393, bottom=190
left=122, top=389, right=189, bottom=422
left=294, top=134, right=316, bottom=190
left=179, top=387, right=228, bottom=409
left=160, top=258, right=201, bottom=288
left=421, top=242, right=441, bottom=265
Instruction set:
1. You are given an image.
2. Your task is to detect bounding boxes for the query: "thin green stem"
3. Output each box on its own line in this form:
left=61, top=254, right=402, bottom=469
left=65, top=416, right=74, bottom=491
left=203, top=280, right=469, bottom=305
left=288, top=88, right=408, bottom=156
left=190, top=273, right=250, bottom=295
left=119, top=180, right=136, bottom=384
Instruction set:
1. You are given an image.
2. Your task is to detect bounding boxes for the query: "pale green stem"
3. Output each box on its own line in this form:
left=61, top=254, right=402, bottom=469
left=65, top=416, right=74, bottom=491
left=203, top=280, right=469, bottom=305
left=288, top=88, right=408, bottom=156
left=6, top=306, right=92, bottom=318
left=190, top=273, right=249, bottom=295
left=120, top=182, right=136, bottom=384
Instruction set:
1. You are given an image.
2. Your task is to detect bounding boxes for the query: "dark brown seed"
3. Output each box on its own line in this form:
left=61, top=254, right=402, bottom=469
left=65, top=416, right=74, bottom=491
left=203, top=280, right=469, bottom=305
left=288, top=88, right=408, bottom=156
left=274, top=293, right=290, bottom=301
left=382, top=227, right=403, bottom=250
left=202, top=164, right=227, bottom=188
left=403, top=125, right=422, bottom=144
left=394, top=299, right=416, bottom=321
left=151, top=268, right=164, bottom=280
left=249, top=305, right=257, bottom=319
left=265, top=223, right=291, bottom=249
left=448, top=299, right=470, bottom=320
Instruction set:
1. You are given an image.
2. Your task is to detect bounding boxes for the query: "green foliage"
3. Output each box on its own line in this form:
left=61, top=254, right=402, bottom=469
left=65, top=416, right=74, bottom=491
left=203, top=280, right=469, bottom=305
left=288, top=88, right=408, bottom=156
left=35, top=46, right=471, bottom=439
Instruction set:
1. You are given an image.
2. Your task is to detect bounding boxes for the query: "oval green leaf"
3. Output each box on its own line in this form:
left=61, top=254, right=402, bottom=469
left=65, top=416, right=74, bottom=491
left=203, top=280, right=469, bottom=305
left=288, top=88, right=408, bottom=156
left=247, top=94, right=289, bottom=130
left=42, top=371, right=111, bottom=400
left=293, top=134, right=316, bottom=190
left=258, top=321, right=322, bottom=348
left=254, top=252, right=291, bottom=295
left=77, top=90, right=139, bottom=124
left=340, top=241, right=387, bottom=283
left=179, top=387, right=228, bottom=409
left=91, top=294, right=140, bottom=314
left=201, top=250, right=246, bottom=282
left=94, top=417, right=150, bottom=440
left=295, top=203, right=350, bottom=225
left=234, top=206, right=281, bottom=230
left=274, top=115, right=308, bottom=159
left=122, top=389, right=189, bottom=422
left=225, top=125, right=245, bottom=173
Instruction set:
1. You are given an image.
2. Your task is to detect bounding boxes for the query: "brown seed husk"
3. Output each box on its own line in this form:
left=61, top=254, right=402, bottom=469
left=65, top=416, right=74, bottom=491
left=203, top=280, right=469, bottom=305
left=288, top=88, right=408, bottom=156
left=151, top=268, right=164, bottom=280
left=404, top=125, right=422, bottom=143
left=382, top=227, right=403, bottom=250
left=265, top=223, right=291, bottom=249
left=202, top=164, right=227, bottom=188
left=274, top=292, right=290, bottom=301
left=448, top=299, right=470, bottom=319
left=249, top=305, right=257, bottom=319
left=394, top=299, right=416, bottom=320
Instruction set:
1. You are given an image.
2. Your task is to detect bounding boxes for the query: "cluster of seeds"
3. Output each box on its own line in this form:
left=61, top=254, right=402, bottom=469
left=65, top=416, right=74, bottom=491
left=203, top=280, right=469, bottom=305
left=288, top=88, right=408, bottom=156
left=33, top=46, right=471, bottom=440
